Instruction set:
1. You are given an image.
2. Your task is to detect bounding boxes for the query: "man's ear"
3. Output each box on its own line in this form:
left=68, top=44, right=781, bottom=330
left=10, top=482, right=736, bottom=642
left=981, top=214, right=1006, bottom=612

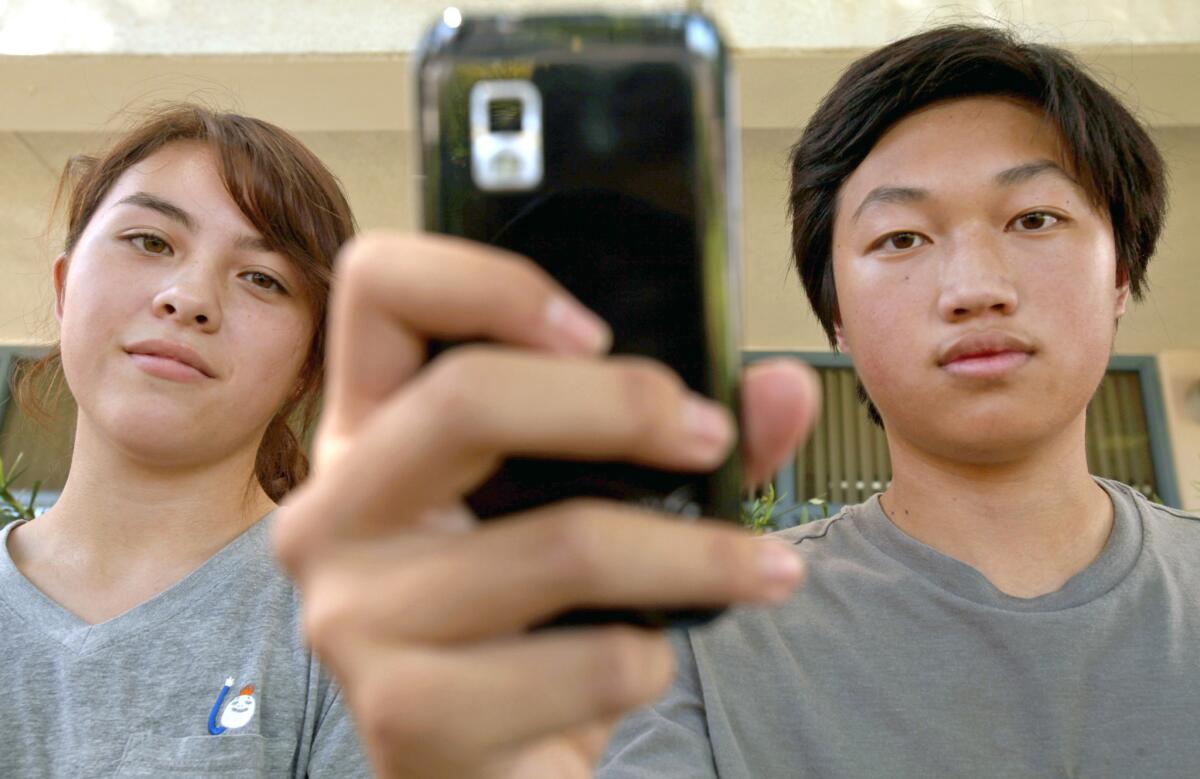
left=1114, top=264, right=1131, bottom=320
left=52, top=253, right=69, bottom=323
left=833, top=320, right=849, bottom=354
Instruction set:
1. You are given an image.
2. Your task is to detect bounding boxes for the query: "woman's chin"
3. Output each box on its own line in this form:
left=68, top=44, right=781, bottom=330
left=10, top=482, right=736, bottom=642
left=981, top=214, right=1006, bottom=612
left=91, top=408, right=256, bottom=469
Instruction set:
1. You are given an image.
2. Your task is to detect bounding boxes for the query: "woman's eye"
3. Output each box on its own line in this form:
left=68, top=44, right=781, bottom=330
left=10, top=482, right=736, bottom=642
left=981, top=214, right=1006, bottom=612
left=130, top=234, right=172, bottom=255
left=242, top=271, right=284, bottom=293
left=1012, top=211, right=1060, bottom=232
left=878, top=232, right=926, bottom=251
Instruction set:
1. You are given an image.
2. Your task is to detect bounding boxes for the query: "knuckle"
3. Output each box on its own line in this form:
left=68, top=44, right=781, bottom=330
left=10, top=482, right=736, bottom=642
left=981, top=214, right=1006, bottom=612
left=589, top=627, right=662, bottom=715
left=300, top=589, right=355, bottom=658
left=337, top=230, right=402, bottom=288
left=702, top=530, right=750, bottom=594
left=419, top=347, right=492, bottom=436
left=541, top=505, right=606, bottom=589
left=353, top=671, right=432, bottom=752
left=267, top=514, right=306, bottom=577
left=612, top=358, right=684, bottom=447
left=268, top=498, right=323, bottom=578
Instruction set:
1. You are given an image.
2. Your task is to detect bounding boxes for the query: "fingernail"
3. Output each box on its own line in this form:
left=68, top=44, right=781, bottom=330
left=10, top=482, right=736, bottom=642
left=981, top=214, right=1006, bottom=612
left=758, top=542, right=804, bottom=599
left=544, top=295, right=611, bottom=353
left=682, top=395, right=734, bottom=447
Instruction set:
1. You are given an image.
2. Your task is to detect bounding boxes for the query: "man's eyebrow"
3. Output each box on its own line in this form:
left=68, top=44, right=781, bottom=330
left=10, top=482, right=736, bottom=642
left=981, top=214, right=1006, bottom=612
left=115, top=192, right=195, bottom=230
left=852, top=186, right=929, bottom=222
left=994, top=159, right=1078, bottom=187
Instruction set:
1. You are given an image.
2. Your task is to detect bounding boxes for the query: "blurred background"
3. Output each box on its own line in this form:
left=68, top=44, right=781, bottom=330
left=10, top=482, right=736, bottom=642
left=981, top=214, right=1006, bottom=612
left=1, top=0, right=1198, bottom=519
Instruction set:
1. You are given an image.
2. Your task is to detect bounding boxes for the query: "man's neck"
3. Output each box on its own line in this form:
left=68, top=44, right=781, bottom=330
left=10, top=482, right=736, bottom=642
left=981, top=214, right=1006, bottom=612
left=7, top=414, right=275, bottom=621
left=878, top=414, right=1114, bottom=598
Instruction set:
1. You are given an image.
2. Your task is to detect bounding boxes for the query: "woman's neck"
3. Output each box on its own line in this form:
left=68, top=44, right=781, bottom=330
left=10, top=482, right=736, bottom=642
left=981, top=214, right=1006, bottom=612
left=878, top=412, right=1114, bottom=598
left=15, top=413, right=275, bottom=579
left=5, top=414, right=278, bottom=624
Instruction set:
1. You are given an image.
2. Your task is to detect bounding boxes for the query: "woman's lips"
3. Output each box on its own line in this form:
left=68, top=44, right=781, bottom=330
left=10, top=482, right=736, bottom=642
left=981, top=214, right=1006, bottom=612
left=129, top=353, right=212, bottom=383
left=940, top=350, right=1031, bottom=378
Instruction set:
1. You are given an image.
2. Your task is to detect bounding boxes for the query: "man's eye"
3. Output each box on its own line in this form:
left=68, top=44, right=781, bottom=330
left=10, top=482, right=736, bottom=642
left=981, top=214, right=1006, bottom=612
left=130, top=233, right=171, bottom=255
left=242, top=271, right=284, bottom=292
left=1013, top=211, right=1060, bottom=232
left=879, top=232, right=926, bottom=251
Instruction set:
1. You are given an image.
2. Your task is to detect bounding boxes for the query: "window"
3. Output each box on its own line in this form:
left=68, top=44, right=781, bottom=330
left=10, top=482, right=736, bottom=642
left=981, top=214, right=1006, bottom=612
left=0, top=348, right=72, bottom=513
left=1, top=347, right=1182, bottom=521
left=745, top=351, right=1181, bottom=528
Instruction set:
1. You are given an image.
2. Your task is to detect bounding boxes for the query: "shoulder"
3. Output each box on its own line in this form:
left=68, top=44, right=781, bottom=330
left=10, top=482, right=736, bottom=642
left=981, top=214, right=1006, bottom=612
left=1096, top=478, right=1200, bottom=574
left=1098, top=477, right=1200, bottom=530
left=766, top=502, right=864, bottom=556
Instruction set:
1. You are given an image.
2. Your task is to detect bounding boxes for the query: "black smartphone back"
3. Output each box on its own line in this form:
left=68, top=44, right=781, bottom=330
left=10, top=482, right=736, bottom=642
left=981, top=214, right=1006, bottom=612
left=416, top=13, right=742, bottom=628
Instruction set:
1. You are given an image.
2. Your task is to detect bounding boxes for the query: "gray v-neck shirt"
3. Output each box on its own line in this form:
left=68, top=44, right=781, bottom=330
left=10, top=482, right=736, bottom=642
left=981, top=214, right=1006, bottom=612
left=600, top=477, right=1200, bottom=778
left=0, top=514, right=369, bottom=778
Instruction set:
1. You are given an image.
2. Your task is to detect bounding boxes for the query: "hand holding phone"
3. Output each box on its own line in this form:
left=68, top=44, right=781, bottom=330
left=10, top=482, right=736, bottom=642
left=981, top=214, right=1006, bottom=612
left=272, top=230, right=817, bottom=778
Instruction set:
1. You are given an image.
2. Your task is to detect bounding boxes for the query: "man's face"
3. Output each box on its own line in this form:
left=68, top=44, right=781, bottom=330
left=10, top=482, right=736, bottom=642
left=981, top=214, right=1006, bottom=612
left=831, top=96, right=1130, bottom=463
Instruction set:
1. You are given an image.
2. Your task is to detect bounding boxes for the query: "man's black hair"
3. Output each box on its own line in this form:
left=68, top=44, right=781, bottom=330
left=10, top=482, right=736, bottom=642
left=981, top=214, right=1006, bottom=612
left=789, top=24, right=1167, bottom=427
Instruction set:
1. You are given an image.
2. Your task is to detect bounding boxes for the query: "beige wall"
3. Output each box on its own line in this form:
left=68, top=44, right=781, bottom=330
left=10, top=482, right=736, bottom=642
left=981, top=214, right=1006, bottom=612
left=2, top=0, right=1198, bottom=54
left=2, top=86, right=1197, bottom=353
left=1, top=8, right=1198, bottom=500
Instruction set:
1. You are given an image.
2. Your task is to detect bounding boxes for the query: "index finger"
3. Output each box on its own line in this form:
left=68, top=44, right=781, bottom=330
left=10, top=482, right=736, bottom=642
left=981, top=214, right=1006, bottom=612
left=321, top=231, right=612, bottom=450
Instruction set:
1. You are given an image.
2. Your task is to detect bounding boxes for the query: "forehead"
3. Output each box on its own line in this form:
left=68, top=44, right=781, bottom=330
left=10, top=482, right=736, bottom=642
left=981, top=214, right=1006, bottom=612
left=838, top=96, right=1070, bottom=207
left=98, top=141, right=254, bottom=229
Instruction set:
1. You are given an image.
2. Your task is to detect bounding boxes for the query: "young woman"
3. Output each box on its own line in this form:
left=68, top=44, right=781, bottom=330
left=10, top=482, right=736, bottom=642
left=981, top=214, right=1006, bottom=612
left=0, top=104, right=369, bottom=776
left=0, top=101, right=817, bottom=779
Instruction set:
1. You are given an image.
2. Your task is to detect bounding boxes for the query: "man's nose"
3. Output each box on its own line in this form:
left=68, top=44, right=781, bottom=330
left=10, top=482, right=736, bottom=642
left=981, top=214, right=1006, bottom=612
left=936, top=229, right=1019, bottom=321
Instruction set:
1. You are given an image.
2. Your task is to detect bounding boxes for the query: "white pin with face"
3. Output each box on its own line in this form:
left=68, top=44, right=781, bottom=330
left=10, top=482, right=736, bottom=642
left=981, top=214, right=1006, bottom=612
left=219, top=687, right=257, bottom=730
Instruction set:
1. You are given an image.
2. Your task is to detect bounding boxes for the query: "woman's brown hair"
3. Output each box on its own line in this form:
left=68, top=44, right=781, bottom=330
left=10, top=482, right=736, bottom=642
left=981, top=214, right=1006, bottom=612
left=14, top=103, right=356, bottom=501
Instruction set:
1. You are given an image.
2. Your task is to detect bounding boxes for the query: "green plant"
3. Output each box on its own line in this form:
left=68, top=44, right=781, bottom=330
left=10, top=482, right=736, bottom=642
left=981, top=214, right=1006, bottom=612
left=0, top=453, right=40, bottom=521
left=741, top=483, right=780, bottom=535
left=741, top=484, right=832, bottom=534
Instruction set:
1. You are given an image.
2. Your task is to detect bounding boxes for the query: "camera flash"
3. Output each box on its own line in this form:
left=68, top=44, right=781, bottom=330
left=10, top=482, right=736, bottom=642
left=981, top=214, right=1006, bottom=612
left=489, top=152, right=522, bottom=178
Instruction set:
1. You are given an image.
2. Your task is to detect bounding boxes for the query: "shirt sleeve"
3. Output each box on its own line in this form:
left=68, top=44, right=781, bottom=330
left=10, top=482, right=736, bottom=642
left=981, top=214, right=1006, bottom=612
left=305, top=685, right=373, bottom=778
left=596, top=628, right=719, bottom=778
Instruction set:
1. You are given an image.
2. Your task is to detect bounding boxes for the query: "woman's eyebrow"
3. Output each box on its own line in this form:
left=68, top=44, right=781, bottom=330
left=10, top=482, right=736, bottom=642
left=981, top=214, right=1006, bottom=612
left=114, top=191, right=194, bottom=230
left=233, top=234, right=274, bottom=253
left=115, top=191, right=273, bottom=253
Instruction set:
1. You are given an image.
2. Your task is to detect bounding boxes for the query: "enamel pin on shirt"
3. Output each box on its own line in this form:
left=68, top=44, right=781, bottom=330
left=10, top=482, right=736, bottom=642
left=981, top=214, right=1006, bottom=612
left=208, top=677, right=257, bottom=735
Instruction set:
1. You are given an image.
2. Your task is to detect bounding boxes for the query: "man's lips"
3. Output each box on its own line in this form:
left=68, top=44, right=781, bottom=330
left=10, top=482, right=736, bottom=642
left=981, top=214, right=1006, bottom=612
left=940, top=350, right=1032, bottom=378
left=937, top=330, right=1035, bottom=379
left=938, top=330, right=1035, bottom=367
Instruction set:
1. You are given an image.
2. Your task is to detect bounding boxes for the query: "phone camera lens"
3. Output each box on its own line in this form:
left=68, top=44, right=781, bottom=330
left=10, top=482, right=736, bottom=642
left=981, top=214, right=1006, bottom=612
left=488, top=99, right=523, bottom=133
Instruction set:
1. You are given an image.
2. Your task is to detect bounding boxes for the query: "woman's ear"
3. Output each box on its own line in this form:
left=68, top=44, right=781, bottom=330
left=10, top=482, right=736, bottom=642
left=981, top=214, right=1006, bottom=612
left=52, top=253, right=69, bottom=323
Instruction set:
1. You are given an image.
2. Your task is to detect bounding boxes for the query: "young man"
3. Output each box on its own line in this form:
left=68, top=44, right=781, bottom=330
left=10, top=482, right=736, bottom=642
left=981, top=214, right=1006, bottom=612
left=599, top=24, right=1200, bottom=777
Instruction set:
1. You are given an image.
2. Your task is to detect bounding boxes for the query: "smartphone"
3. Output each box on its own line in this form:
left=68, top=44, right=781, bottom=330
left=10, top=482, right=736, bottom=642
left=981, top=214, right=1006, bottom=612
left=415, top=11, right=742, bottom=628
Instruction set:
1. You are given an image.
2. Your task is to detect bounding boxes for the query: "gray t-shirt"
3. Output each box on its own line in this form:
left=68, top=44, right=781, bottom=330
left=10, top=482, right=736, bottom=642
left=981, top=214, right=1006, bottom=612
left=600, top=477, right=1200, bottom=778
left=0, top=514, right=370, bottom=778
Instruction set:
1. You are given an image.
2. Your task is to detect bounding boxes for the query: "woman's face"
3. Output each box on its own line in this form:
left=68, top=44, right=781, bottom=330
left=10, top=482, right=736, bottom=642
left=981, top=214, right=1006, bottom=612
left=56, top=141, right=314, bottom=469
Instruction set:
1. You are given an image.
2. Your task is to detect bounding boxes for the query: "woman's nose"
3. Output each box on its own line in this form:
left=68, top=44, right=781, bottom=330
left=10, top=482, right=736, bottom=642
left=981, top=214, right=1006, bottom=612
left=152, top=273, right=222, bottom=330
